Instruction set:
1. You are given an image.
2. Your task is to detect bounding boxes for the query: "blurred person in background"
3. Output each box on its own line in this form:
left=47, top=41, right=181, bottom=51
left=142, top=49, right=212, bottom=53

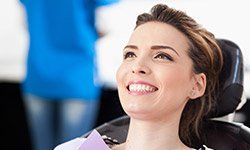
left=20, top=0, right=118, bottom=150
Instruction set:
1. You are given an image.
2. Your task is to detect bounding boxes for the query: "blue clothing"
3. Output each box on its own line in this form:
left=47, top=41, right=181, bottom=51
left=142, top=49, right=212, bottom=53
left=20, top=1, right=119, bottom=150
left=20, top=0, right=118, bottom=100
left=24, top=94, right=100, bottom=150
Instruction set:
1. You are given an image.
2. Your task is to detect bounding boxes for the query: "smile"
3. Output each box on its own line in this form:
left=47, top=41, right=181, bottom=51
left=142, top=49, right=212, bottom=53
left=127, top=83, right=158, bottom=94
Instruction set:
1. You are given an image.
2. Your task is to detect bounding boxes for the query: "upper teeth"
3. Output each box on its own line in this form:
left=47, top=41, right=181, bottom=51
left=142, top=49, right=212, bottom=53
left=129, top=84, right=157, bottom=92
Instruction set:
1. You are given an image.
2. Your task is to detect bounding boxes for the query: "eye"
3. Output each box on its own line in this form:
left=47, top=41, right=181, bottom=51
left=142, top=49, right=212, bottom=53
left=124, top=51, right=136, bottom=60
left=154, top=52, right=173, bottom=61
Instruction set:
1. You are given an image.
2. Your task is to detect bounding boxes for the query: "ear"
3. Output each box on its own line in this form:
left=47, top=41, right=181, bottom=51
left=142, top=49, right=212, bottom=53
left=189, top=73, right=206, bottom=99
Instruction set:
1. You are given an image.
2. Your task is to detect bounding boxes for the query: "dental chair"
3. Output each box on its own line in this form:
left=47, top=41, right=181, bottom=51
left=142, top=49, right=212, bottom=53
left=84, top=39, right=250, bottom=149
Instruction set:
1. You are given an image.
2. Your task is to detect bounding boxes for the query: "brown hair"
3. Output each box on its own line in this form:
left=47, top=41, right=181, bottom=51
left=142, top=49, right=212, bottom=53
left=135, top=4, right=223, bottom=147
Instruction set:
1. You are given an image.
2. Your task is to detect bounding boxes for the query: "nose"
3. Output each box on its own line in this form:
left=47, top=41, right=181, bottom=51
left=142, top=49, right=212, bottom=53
left=131, top=60, right=151, bottom=75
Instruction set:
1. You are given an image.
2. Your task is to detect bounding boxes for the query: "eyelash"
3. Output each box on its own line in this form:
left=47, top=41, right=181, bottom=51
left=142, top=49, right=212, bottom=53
left=123, top=51, right=174, bottom=61
left=123, top=51, right=135, bottom=59
left=154, top=52, right=173, bottom=61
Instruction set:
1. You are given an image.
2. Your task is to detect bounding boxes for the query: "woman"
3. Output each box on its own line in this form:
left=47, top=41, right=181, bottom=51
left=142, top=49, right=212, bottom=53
left=55, top=4, right=222, bottom=150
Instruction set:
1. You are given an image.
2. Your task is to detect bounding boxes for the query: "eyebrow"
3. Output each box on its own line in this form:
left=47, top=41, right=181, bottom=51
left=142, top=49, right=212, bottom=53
left=124, top=45, right=179, bottom=56
left=124, top=45, right=138, bottom=50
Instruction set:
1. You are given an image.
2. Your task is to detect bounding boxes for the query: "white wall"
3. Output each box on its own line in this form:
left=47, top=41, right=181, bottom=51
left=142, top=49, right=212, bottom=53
left=0, top=0, right=28, bottom=82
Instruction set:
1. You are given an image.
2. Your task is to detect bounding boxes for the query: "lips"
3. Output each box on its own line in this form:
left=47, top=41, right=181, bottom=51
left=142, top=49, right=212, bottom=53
left=127, top=81, right=158, bottom=94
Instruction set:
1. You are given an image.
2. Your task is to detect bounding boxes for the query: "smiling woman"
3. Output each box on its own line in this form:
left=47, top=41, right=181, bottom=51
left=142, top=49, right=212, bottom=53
left=115, top=18, right=211, bottom=150
left=116, top=3, right=222, bottom=149
left=54, top=4, right=222, bottom=150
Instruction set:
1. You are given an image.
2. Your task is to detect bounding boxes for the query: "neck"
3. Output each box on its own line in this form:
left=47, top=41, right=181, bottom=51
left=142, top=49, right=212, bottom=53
left=120, top=117, right=189, bottom=150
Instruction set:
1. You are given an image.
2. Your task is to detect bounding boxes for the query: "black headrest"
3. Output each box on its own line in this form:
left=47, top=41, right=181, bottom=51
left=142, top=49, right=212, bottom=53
left=204, top=120, right=250, bottom=150
left=208, top=39, right=244, bottom=118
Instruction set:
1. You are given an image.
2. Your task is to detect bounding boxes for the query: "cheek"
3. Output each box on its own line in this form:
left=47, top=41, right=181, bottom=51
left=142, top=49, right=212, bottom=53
left=116, top=64, right=125, bottom=85
left=159, top=69, right=192, bottom=98
left=156, top=73, right=191, bottom=116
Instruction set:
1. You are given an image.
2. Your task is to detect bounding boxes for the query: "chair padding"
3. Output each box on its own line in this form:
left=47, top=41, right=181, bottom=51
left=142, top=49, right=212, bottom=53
left=208, top=39, right=244, bottom=118
left=204, top=120, right=250, bottom=150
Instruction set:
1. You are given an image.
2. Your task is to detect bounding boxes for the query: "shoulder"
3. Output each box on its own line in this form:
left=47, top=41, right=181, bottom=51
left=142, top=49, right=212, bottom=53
left=54, top=137, right=86, bottom=150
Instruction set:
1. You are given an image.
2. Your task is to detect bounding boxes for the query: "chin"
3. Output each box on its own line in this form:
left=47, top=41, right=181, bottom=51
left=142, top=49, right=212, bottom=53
left=124, top=107, right=155, bottom=121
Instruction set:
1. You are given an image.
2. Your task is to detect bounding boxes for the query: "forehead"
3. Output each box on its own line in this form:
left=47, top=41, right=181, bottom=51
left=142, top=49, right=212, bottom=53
left=128, top=22, right=190, bottom=53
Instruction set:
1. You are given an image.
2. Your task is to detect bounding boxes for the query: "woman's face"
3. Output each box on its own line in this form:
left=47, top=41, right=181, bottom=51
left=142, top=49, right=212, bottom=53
left=116, top=22, right=198, bottom=121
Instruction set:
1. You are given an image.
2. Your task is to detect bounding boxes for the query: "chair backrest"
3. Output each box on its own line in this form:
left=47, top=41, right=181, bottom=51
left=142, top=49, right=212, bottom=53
left=200, top=38, right=249, bottom=150
left=204, top=119, right=250, bottom=149
left=207, top=39, right=244, bottom=118
left=83, top=39, right=250, bottom=149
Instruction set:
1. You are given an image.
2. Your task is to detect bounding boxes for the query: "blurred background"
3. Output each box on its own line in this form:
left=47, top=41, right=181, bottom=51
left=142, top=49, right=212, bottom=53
left=0, top=0, right=249, bottom=149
